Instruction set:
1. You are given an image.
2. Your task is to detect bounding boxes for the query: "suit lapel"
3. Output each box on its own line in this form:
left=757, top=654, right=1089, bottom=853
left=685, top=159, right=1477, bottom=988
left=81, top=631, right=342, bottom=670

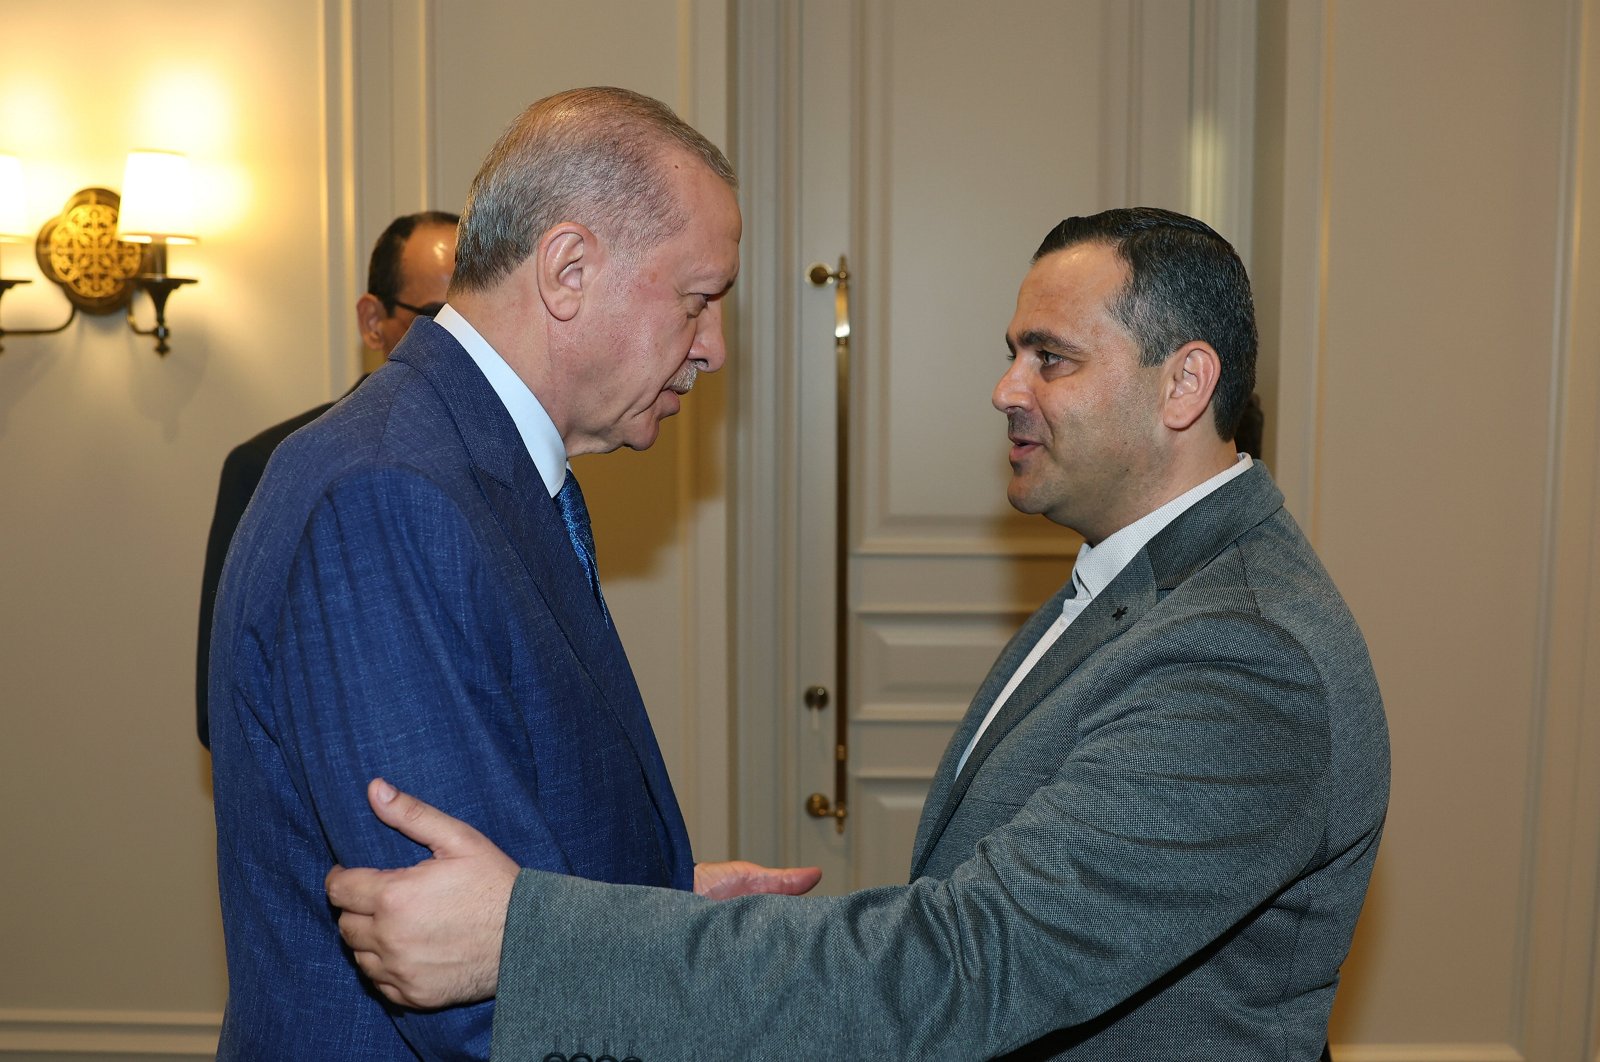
left=910, top=559, right=1156, bottom=877
left=909, top=463, right=1287, bottom=878
left=394, top=323, right=614, bottom=677
left=911, top=580, right=1073, bottom=865
left=391, top=324, right=690, bottom=872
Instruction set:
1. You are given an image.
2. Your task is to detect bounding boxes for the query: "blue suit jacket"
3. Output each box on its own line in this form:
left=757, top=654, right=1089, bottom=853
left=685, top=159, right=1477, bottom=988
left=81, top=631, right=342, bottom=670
left=209, top=319, right=693, bottom=1060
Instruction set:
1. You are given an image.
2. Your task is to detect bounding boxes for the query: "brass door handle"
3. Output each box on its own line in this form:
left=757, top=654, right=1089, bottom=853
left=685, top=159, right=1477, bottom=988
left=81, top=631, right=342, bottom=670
left=804, top=256, right=851, bottom=835
left=805, top=791, right=847, bottom=827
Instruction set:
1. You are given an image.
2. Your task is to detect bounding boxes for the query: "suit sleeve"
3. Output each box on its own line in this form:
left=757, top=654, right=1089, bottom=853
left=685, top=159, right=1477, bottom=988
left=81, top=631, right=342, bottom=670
left=489, top=610, right=1332, bottom=1060
left=276, top=468, right=567, bottom=1062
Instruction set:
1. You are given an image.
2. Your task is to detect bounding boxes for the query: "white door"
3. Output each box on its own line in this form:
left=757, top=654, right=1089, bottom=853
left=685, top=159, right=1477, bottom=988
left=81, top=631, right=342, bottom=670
left=731, top=0, right=1259, bottom=893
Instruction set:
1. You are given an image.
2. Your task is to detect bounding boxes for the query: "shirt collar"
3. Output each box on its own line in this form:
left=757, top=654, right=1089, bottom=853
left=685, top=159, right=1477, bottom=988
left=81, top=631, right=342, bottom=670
left=1066, top=453, right=1254, bottom=608
left=434, top=303, right=567, bottom=498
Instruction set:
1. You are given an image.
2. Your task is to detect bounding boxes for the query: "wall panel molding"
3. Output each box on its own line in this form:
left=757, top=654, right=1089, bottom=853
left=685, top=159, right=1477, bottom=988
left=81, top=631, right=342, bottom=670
left=1519, top=0, right=1600, bottom=1057
left=1188, top=0, right=1258, bottom=258
left=320, top=0, right=361, bottom=392
left=0, top=1010, right=220, bottom=1058
left=1270, top=0, right=1600, bottom=1054
left=1258, top=0, right=1328, bottom=528
left=730, top=0, right=800, bottom=870
left=670, top=0, right=737, bottom=859
left=1330, top=1047, right=1523, bottom=1062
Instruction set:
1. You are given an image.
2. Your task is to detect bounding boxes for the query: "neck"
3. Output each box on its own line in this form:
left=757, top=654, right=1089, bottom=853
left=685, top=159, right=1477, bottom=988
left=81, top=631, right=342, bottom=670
left=1077, top=438, right=1239, bottom=546
left=1146, top=438, right=1240, bottom=512
left=449, top=275, right=569, bottom=441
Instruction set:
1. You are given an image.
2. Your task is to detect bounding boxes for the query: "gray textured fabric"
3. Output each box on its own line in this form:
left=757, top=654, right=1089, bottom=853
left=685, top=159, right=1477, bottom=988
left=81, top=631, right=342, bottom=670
left=490, top=463, right=1389, bottom=1061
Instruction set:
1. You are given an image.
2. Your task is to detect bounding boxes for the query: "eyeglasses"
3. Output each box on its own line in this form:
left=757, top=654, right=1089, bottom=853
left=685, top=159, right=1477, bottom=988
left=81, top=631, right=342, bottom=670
left=385, top=297, right=445, bottom=319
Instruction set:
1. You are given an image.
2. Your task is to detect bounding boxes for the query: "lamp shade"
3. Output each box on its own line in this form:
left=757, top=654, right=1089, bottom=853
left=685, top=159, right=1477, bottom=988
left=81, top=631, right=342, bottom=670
left=118, top=150, right=198, bottom=243
left=0, top=154, right=27, bottom=241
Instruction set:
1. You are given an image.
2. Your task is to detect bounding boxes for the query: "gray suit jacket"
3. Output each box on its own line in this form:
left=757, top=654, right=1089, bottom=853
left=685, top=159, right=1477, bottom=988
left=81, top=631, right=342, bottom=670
left=489, top=463, right=1389, bottom=1061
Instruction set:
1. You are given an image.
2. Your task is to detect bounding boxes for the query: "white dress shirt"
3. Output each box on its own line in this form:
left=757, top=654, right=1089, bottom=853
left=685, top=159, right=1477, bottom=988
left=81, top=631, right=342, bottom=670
left=435, top=304, right=568, bottom=498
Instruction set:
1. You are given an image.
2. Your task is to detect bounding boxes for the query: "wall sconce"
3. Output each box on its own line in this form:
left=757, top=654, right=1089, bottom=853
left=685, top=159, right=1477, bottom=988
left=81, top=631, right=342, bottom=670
left=0, top=153, right=77, bottom=354
left=118, top=150, right=199, bottom=355
left=0, top=150, right=199, bottom=357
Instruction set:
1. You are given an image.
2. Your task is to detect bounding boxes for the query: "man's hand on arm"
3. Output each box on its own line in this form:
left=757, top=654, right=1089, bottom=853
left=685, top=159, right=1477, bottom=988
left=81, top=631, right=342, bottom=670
left=325, top=778, right=517, bottom=1010
left=326, top=779, right=824, bottom=1011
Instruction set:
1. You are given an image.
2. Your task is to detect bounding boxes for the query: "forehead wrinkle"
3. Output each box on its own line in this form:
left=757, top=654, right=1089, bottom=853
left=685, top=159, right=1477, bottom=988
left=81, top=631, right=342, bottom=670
left=682, top=247, right=740, bottom=291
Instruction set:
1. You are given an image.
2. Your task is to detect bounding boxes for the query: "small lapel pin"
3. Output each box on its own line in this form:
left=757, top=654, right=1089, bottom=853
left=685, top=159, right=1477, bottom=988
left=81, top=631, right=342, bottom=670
left=1112, top=605, right=1128, bottom=621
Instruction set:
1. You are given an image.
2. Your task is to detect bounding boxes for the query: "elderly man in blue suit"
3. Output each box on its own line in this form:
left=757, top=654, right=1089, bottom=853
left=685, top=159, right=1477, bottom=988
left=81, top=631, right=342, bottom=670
left=325, top=207, right=1389, bottom=1060
left=209, top=87, right=816, bottom=1061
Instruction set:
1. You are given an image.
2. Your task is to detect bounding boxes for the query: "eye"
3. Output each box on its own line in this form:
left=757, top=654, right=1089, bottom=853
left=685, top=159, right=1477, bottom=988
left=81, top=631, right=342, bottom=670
left=688, top=293, right=712, bottom=318
left=1038, top=350, right=1065, bottom=367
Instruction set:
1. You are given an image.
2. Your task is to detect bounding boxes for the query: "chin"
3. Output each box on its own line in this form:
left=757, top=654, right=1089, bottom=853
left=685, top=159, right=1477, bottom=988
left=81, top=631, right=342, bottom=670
left=1006, top=483, right=1041, bottom=516
left=1004, top=492, right=1043, bottom=515
left=621, top=421, right=664, bottom=452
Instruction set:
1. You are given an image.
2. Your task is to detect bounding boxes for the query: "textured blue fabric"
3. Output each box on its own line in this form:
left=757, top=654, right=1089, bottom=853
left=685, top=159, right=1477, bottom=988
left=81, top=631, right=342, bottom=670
left=208, top=319, right=693, bottom=1060
left=555, top=472, right=609, bottom=626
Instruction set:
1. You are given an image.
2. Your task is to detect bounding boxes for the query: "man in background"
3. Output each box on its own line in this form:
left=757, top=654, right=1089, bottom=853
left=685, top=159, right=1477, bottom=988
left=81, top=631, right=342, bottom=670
left=328, top=207, right=1389, bottom=1060
left=209, top=87, right=812, bottom=1061
left=196, top=210, right=458, bottom=746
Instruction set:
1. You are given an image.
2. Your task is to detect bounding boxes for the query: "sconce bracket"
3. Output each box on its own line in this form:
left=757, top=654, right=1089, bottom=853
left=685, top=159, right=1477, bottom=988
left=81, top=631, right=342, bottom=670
left=35, top=187, right=141, bottom=314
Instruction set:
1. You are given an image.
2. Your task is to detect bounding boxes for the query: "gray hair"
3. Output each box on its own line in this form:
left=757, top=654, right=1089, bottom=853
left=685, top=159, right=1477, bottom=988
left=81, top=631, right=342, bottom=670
left=451, top=86, right=736, bottom=293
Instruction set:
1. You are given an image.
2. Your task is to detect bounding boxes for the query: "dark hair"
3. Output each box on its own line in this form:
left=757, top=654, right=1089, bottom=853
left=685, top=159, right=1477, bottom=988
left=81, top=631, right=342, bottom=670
left=1234, top=392, right=1265, bottom=458
left=367, top=210, right=460, bottom=310
left=1033, top=207, right=1257, bottom=440
left=451, top=86, right=736, bottom=293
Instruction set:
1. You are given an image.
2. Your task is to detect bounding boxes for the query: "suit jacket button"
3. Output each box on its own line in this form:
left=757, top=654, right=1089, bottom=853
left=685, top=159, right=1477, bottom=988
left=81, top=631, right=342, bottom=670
left=597, top=1056, right=618, bottom=1062
left=570, top=1055, right=593, bottom=1062
left=542, top=1055, right=566, bottom=1062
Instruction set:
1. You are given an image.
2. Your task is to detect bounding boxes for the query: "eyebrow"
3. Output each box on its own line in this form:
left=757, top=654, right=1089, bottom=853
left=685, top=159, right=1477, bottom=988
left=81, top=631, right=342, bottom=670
left=1006, top=328, right=1085, bottom=356
left=692, top=270, right=738, bottom=295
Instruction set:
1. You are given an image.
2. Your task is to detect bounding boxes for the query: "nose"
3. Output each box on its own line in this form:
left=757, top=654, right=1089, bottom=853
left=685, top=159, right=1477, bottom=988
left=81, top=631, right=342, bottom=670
left=993, top=357, right=1031, bottom=414
left=690, top=299, right=728, bottom=373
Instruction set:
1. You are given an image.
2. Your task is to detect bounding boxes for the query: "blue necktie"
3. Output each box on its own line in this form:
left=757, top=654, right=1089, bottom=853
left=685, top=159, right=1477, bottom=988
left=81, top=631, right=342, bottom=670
left=555, top=472, right=610, bottom=625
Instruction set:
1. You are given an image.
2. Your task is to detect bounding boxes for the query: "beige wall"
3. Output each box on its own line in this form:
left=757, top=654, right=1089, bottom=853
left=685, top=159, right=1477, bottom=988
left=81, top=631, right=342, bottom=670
left=2, top=0, right=1598, bottom=1059
left=0, top=0, right=734, bottom=1056
left=0, top=1, right=332, bottom=1054
left=1259, top=0, right=1600, bottom=1057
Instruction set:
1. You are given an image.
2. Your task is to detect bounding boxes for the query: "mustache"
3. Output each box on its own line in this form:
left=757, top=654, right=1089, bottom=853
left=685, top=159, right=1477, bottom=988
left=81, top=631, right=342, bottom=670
left=1006, top=411, right=1042, bottom=440
left=668, top=363, right=699, bottom=395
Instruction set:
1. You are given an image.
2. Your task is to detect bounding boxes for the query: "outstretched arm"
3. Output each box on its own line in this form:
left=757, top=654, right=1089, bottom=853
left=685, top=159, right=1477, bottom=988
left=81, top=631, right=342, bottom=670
left=338, top=611, right=1341, bottom=1059
left=327, top=779, right=821, bottom=1008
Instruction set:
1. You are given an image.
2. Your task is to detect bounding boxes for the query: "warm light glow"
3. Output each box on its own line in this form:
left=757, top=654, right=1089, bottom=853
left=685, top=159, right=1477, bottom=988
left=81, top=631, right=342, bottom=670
left=0, top=154, right=26, bottom=241
left=117, top=150, right=198, bottom=243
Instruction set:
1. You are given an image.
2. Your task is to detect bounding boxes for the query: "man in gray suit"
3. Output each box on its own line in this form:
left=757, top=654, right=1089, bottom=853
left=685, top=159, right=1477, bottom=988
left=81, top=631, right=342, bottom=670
left=326, top=207, right=1389, bottom=1060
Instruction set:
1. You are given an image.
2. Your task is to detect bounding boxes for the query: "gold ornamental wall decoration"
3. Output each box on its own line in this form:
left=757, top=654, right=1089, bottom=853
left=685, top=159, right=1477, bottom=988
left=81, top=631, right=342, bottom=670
left=34, top=187, right=141, bottom=313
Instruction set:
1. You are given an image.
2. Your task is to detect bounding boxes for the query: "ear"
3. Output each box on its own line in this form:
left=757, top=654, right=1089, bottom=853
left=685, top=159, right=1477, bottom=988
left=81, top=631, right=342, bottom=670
left=536, top=224, right=597, bottom=323
left=355, top=293, right=389, bottom=352
left=1161, top=341, right=1221, bottom=432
